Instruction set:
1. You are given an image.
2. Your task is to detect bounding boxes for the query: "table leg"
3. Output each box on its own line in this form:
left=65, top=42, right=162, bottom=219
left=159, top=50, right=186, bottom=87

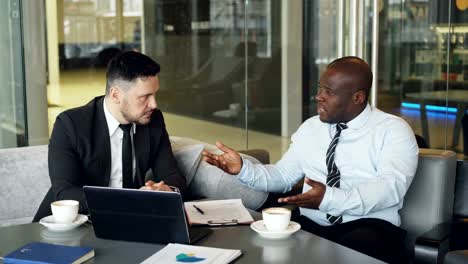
left=421, top=104, right=430, bottom=147
left=452, top=103, right=466, bottom=149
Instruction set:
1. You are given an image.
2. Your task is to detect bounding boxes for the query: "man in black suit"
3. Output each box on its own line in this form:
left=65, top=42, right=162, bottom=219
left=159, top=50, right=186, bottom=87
left=33, top=51, right=186, bottom=221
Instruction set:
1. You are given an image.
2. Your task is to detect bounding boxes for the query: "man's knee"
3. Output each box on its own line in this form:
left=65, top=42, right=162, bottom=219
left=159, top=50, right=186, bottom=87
left=337, top=226, right=408, bottom=263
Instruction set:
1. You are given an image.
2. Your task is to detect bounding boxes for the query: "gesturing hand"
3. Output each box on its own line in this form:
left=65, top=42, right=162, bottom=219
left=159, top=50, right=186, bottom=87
left=202, top=141, right=243, bottom=175
left=140, top=180, right=173, bottom=192
left=278, top=178, right=326, bottom=209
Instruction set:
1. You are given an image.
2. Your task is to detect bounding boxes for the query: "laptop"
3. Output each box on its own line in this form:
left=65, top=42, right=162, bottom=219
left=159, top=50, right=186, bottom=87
left=83, top=186, right=211, bottom=244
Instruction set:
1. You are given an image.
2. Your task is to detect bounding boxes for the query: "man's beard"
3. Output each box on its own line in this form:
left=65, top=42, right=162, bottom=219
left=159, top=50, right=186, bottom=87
left=122, top=110, right=151, bottom=125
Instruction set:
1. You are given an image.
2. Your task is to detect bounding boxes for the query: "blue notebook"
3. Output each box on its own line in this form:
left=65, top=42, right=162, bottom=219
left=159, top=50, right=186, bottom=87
left=3, top=242, right=94, bottom=264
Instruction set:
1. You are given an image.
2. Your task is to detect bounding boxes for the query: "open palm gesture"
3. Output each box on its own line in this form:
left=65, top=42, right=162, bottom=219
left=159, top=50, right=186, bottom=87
left=202, top=141, right=243, bottom=175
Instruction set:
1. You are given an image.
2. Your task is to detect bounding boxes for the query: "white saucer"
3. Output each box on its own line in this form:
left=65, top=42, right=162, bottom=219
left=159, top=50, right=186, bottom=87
left=39, top=214, right=88, bottom=232
left=250, top=220, right=301, bottom=239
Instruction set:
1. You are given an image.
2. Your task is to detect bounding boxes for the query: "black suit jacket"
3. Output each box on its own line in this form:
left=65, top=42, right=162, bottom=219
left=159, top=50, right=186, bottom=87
left=33, top=96, right=186, bottom=221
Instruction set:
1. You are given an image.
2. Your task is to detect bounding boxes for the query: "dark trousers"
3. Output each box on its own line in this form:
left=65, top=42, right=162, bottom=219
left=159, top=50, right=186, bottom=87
left=294, top=215, right=409, bottom=264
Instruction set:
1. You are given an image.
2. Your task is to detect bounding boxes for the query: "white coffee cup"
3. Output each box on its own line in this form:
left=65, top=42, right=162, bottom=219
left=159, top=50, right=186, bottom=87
left=51, top=200, right=79, bottom=224
left=262, top=207, right=291, bottom=232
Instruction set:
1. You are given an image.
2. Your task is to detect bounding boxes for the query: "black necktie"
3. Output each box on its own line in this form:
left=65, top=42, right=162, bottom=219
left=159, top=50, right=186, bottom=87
left=326, top=123, right=348, bottom=224
left=120, top=124, right=134, bottom=188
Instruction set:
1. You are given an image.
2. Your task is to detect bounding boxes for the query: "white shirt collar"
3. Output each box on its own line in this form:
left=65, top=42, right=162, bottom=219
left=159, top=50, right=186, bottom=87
left=345, top=103, right=372, bottom=130
left=103, top=97, right=136, bottom=136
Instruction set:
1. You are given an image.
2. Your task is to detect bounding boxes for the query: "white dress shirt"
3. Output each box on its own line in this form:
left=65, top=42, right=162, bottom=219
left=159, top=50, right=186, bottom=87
left=236, top=104, right=419, bottom=226
left=103, top=98, right=136, bottom=188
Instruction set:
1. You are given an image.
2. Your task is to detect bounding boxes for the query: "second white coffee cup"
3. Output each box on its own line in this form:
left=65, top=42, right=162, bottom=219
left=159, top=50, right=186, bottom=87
left=262, top=207, right=291, bottom=232
left=51, top=200, right=79, bottom=224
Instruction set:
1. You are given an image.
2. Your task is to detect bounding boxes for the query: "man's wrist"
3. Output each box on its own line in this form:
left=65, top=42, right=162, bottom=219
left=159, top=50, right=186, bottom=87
left=169, top=186, right=180, bottom=193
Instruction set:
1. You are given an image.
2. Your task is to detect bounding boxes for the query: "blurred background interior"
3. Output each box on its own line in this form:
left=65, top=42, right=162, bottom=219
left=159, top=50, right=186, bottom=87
left=2, top=0, right=468, bottom=162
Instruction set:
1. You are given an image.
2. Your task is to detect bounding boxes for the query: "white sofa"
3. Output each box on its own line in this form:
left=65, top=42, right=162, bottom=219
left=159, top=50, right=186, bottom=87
left=0, top=137, right=269, bottom=227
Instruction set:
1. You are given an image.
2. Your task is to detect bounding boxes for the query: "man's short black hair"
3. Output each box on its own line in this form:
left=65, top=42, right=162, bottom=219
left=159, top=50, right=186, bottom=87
left=105, top=51, right=160, bottom=95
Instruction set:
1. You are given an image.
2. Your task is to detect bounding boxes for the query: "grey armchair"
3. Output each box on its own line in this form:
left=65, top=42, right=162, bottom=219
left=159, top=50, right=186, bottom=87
left=403, top=154, right=468, bottom=264
left=439, top=159, right=468, bottom=264
left=399, top=149, right=457, bottom=263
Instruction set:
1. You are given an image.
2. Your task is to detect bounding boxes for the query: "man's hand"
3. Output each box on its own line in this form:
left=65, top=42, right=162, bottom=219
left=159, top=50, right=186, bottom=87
left=140, top=180, right=173, bottom=192
left=202, top=141, right=243, bottom=175
left=278, top=178, right=326, bottom=209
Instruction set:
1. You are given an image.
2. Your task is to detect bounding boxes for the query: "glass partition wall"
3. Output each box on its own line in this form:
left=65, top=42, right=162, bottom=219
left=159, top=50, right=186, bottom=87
left=0, top=0, right=27, bottom=148
left=49, top=0, right=288, bottom=162
left=143, top=0, right=282, bottom=138
left=304, top=0, right=467, bottom=159
left=377, top=0, right=467, bottom=157
left=45, top=0, right=467, bottom=160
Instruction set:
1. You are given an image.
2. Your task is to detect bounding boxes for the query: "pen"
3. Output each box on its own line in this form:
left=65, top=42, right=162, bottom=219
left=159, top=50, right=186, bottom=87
left=193, top=204, right=205, bottom=214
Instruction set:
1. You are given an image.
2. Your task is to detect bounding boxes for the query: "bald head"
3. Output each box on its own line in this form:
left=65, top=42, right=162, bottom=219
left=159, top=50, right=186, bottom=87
left=327, top=56, right=373, bottom=102
left=315, top=57, right=373, bottom=123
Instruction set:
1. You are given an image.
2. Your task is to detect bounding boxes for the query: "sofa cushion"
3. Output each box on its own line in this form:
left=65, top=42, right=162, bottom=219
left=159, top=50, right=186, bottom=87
left=0, top=145, right=50, bottom=226
left=400, top=149, right=457, bottom=255
left=170, top=139, right=204, bottom=185
left=169, top=136, right=269, bottom=210
left=190, top=157, right=269, bottom=210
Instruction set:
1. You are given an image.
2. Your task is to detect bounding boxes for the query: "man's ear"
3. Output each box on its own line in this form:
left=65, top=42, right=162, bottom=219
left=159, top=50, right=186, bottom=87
left=353, top=90, right=366, bottom=104
left=109, top=87, right=121, bottom=104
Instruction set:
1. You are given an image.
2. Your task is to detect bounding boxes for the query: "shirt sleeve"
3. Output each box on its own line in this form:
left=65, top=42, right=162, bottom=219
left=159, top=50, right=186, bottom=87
left=319, top=118, right=419, bottom=217
left=150, top=110, right=187, bottom=197
left=235, top=127, right=306, bottom=193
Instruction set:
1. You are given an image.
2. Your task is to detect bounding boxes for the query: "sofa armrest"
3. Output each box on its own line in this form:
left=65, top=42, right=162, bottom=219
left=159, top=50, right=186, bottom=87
left=239, top=149, right=270, bottom=164
left=414, top=222, right=452, bottom=264
left=444, top=250, right=468, bottom=264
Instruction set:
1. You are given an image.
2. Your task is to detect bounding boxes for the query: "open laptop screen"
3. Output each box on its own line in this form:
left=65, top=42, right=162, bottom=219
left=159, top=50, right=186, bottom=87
left=83, top=186, right=208, bottom=244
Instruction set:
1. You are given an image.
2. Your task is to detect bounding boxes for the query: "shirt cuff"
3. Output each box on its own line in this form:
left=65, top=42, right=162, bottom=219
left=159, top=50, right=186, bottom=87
left=319, top=185, right=333, bottom=211
left=319, top=185, right=347, bottom=215
left=235, top=157, right=250, bottom=181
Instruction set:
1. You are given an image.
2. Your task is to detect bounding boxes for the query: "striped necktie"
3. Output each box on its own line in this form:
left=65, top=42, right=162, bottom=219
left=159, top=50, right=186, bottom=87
left=326, top=123, right=348, bottom=224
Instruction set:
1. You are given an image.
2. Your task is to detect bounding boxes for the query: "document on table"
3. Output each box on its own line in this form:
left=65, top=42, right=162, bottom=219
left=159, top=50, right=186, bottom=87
left=184, top=199, right=254, bottom=226
left=140, top=243, right=241, bottom=264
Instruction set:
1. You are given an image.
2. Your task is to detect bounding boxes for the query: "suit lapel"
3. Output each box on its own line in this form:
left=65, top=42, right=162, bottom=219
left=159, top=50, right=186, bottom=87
left=94, top=97, right=112, bottom=186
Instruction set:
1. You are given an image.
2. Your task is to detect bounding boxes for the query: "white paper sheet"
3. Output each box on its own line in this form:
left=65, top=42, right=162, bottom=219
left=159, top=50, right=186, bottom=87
left=184, top=199, right=254, bottom=225
left=140, top=243, right=241, bottom=264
